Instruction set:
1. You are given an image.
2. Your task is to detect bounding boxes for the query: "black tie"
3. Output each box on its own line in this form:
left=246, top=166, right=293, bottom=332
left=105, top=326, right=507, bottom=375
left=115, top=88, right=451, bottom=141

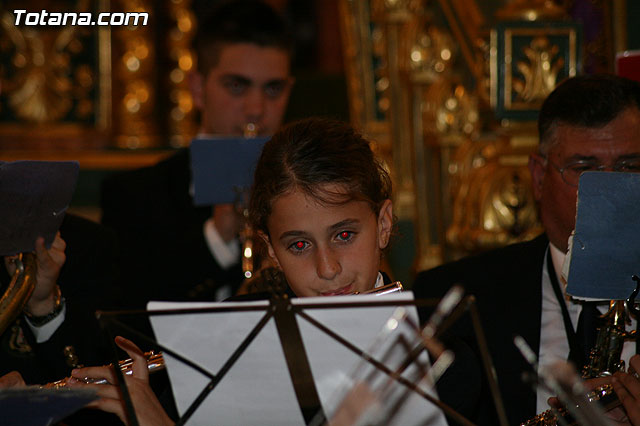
left=568, top=302, right=601, bottom=367
left=546, top=250, right=601, bottom=368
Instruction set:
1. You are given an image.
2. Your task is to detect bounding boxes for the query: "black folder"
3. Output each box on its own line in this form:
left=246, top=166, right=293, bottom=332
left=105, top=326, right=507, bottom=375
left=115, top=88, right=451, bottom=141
left=189, top=137, right=268, bottom=206
left=566, top=171, right=640, bottom=300
left=0, top=160, right=79, bottom=256
left=0, top=387, right=96, bottom=426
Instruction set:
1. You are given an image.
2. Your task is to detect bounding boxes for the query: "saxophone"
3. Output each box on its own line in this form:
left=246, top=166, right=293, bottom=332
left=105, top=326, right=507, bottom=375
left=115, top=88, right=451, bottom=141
left=521, top=278, right=640, bottom=426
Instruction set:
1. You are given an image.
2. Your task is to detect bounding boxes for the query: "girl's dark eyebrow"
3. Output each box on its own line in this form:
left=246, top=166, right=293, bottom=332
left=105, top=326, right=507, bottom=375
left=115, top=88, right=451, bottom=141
left=278, top=230, right=307, bottom=241
left=328, top=219, right=360, bottom=233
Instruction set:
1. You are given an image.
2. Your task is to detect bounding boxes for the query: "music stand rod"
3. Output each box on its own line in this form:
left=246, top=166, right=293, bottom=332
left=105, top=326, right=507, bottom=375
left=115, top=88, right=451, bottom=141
left=272, top=298, right=325, bottom=425
left=296, top=308, right=476, bottom=426
left=98, top=316, right=140, bottom=426
left=177, top=308, right=275, bottom=425
left=468, top=298, right=509, bottom=426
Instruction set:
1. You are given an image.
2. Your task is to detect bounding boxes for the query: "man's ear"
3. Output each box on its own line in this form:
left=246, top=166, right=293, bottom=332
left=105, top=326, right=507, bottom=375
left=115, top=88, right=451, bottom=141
left=377, top=199, right=393, bottom=250
left=258, top=231, right=281, bottom=269
left=188, top=71, right=205, bottom=111
left=529, top=153, right=546, bottom=202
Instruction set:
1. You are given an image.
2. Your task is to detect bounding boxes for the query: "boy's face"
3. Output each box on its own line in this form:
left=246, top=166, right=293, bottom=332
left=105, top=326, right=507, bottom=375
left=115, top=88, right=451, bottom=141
left=191, top=43, right=293, bottom=137
left=263, top=185, right=393, bottom=297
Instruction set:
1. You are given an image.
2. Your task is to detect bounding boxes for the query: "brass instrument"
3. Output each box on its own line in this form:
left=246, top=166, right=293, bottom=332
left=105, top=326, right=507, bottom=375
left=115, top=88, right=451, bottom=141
left=42, top=351, right=165, bottom=389
left=521, top=289, right=639, bottom=426
left=0, top=253, right=37, bottom=335
left=243, top=122, right=258, bottom=138
left=355, top=281, right=404, bottom=296
left=240, top=213, right=254, bottom=279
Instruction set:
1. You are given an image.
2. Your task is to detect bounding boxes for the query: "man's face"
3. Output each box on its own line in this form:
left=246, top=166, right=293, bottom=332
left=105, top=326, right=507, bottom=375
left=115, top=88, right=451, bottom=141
left=529, top=107, right=640, bottom=252
left=192, top=43, right=292, bottom=137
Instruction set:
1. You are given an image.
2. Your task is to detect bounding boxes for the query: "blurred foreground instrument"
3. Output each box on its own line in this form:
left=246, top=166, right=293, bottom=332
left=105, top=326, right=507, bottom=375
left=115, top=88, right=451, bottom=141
left=0, top=253, right=36, bottom=335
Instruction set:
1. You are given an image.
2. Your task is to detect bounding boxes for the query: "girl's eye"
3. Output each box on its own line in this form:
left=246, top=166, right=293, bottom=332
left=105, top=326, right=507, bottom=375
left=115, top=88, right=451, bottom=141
left=289, top=240, right=308, bottom=252
left=337, top=231, right=353, bottom=241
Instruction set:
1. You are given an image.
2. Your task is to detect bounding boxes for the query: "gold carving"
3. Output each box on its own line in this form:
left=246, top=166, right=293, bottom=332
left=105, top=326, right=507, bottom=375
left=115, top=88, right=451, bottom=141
left=495, top=0, right=567, bottom=21
left=338, top=0, right=390, bottom=145
left=504, top=28, right=577, bottom=110
left=447, top=136, right=542, bottom=253
left=371, top=23, right=390, bottom=118
left=409, top=25, right=455, bottom=77
left=0, top=5, right=94, bottom=123
left=513, top=36, right=564, bottom=103
left=422, top=80, right=479, bottom=141
left=372, top=0, right=423, bottom=21
left=340, top=0, right=552, bottom=262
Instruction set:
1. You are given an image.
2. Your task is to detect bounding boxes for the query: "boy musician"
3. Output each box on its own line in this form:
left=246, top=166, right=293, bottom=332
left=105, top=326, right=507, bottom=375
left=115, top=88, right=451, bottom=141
left=101, top=0, right=294, bottom=307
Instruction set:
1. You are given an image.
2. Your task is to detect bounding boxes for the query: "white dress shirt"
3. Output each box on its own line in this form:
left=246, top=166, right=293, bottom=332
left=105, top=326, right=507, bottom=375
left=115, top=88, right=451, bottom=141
left=536, top=244, right=637, bottom=414
left=24, top=302, right=67, bottom=343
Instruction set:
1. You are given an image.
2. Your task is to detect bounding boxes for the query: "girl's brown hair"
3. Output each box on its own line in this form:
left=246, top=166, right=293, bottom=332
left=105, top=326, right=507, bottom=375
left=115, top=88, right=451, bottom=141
left=249, top=117, right=392, bottom=234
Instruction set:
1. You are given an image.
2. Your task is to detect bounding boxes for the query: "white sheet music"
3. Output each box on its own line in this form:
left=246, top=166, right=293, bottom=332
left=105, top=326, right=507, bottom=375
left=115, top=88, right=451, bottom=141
left=149, top=293, right=448, bottom=426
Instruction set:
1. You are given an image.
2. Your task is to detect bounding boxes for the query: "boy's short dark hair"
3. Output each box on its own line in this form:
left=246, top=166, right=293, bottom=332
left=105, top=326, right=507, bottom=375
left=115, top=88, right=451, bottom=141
left=194, top=0, right=294, bottom=75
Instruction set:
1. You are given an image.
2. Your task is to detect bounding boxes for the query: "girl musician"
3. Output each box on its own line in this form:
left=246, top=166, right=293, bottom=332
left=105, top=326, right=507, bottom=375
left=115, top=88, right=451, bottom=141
left=67, top=117, right=396, bottom=425
left=64, top=117, right=640, bottom=426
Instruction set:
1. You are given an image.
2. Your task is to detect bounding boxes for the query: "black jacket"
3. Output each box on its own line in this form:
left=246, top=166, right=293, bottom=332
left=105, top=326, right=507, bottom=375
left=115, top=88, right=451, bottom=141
left=0, top=213, right=119, bottom=384
left=101, top=149, right=243, bottom=308
left=0, top=213, right=123, bottom=425
left=413, top=234, right=549, bottom=425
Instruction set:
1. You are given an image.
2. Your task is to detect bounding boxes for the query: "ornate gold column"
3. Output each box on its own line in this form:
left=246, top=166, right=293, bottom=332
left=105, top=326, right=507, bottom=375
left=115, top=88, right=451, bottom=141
left=112, top=0, right=158, bottom=149
left=372, top=0, right=418, bottom=241
left=370, top=0, right=453, bottom=271
left=165, top=0, right=197, bottom=148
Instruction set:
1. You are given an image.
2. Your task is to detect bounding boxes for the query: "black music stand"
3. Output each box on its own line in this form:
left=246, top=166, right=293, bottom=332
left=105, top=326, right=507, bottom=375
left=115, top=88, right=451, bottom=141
left=97, top=291, right=507, bottom=426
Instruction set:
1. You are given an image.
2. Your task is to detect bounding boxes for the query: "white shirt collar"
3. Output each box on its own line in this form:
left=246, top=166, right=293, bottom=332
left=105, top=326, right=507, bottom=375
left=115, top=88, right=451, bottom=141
left=549, top=243, right=567, bottom=288
left=374, top=272, right=385, bottom=288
